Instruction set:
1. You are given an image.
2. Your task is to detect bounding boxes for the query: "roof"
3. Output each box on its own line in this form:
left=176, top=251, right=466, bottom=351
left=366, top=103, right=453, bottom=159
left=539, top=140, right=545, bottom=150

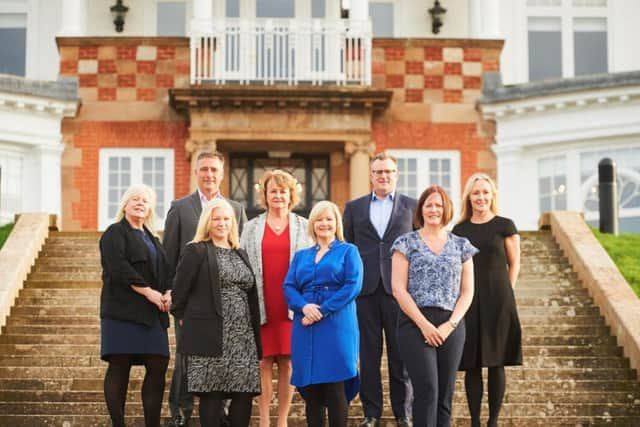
left=0, top=74, right=79, bottom=102
left=480, top=70, right=640, bottom=105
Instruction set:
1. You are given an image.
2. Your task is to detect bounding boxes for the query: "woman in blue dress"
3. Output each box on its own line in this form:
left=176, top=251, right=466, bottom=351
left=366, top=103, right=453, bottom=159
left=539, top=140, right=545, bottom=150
left=391, top=185, right=477, bottom=427
left=284, top=200, right=363, bottom=427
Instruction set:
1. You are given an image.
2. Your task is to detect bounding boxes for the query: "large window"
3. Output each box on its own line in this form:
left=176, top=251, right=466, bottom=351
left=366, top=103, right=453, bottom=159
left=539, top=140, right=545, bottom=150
left=528, top=17, right=562, bottom=81
left=98, top=149, right=174, bottom=230
left=387, top=149, right=461, bottom=218
left=538, top=155, right=567, bottom=212
left=370, top=2, right=394, bottom=37
left=256, top=0, right=295, bottom=18
left=526, top=0, right=608, bottom=80
left=0, top=13, right=26, bottom=76
left=157, top=1, right=186, bottom=36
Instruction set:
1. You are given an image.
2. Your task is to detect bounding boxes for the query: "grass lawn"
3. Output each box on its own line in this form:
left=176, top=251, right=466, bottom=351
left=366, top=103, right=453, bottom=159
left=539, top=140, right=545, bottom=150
left=591, top=227, right=640, bottom=297
left=0, top=223, right=14, bottom=250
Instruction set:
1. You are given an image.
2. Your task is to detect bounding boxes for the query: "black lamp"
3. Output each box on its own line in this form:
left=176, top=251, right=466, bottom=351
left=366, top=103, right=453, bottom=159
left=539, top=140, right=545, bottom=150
left=110, top=0, right=129, bottom=33
left=428, top=0, right=447, bottom=34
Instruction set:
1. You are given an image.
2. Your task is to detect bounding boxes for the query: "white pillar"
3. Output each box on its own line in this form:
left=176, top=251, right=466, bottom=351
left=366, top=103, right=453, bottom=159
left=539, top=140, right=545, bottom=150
left=350, top=0, right=368, bottom=20
left=469, top=0, right=482, bottom=38
left=192, top=0, right=213, bottom=32
left=58, top=0, right=87, bottom=36
left=469, top=0, right=501, bottom=39
left=32, top=143, right=64, bottom=219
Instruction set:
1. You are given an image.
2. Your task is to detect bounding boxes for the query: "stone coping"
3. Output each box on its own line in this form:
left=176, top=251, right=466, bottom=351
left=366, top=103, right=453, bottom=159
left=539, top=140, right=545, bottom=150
left=372, top=37, right=503, bottom=49
left=0, top=213, right=52, bottom=331
left=545, top=211, right=640, bottom=380
left=56, top=36, right=189, bottom=47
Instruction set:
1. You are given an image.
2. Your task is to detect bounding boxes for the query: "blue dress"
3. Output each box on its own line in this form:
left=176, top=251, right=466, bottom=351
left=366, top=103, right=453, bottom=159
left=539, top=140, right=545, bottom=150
left=283, top=240, right=363, bottom=401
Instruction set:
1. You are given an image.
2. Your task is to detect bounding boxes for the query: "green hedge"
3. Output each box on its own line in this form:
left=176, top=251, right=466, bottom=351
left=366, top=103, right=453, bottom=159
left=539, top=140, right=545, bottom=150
left=591, top=227, right=640, bottom=297
left=0, top=223, right=14, bottom=250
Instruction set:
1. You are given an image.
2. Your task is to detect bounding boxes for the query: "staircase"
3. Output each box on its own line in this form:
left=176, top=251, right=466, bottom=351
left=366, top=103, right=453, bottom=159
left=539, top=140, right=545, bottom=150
left=0, top=230, right=639, bottom=426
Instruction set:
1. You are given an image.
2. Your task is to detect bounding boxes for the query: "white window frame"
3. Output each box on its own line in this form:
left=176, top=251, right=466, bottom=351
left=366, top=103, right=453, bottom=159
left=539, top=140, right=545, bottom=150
left=386, top=149, right=461, bottom=222
left=98, top=148, right=174, bottom=231
left=537, top=155, right=568, bottom=213
left=521, top=0, right=610, bottom=80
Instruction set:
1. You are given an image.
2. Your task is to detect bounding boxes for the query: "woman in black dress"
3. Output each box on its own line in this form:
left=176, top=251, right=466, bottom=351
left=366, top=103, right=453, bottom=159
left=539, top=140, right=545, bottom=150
left=171, top=198, right=261, bottom=427
left=452, top=173, right=522, bottom=427
left=99, top=184, right=171, bottom=427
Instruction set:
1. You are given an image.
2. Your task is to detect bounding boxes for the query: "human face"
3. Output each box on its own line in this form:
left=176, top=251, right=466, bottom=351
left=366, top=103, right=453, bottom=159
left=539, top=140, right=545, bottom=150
left=422, top=192, right=444, bottom=228
left=313, top=209, right=337, bottom=241
left=266, top=179, right=291, bottom=211
left=469, top=179, right=493, bottom=215
left=124, top=192, right=150, bottom=224
left=209, top=206, right=233, bottom=243
left=370, top=158, right=398, bottom=198
left=196, top=157, right=224, bottom=197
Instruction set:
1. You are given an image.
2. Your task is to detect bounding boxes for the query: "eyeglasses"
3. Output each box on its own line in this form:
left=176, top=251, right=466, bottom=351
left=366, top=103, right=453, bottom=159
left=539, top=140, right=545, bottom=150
left=371, top=169, right=397, bottom=176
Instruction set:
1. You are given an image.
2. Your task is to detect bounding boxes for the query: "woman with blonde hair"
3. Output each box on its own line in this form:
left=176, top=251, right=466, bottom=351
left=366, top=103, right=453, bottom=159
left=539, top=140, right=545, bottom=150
left=171, top=198, right=261, bottom=427
left=453, top=173, right=522, bottom=427
left=240, top=169, right=310, bottom=427
left=99, top=184, right=171, bottom=427
left=284, top=201, right=363, bottom=427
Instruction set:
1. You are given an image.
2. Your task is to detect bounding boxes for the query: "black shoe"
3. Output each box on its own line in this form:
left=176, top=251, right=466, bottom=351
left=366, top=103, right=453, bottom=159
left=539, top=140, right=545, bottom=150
left=359, top=417, right=380, bottom=427
left=397, top=417, right=412, bottom=427
left=168, top=413, right=187, bottom=427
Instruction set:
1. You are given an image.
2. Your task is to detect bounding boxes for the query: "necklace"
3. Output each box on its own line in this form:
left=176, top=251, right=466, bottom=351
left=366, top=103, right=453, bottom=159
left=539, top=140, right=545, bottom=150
left=268, top=215, right=288, bottom=233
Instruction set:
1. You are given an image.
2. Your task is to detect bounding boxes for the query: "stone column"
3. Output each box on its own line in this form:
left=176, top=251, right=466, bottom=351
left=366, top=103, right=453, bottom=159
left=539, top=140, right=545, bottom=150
left=192, top=0, right=214, bottom=32
left=58, top=0, right=87, bottom=36
left=350, top=0, right=368, bottom=20
left=345, top=140, right=374, bottom=199
left=471, top=0, right=501, bottom=38
left=186, top=139, right=217, bottom=192
left=32, top=143, right=65, bottom=221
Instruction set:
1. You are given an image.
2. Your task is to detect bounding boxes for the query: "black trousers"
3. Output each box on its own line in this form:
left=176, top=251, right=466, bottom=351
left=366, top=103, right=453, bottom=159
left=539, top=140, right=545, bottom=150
left=301, top=382, right=348, bottom=427
left=357, top=284, right=412, bottom=419
left=169, top=320, right=194, bottom=419
left=398, top=307, right=465, bottom=427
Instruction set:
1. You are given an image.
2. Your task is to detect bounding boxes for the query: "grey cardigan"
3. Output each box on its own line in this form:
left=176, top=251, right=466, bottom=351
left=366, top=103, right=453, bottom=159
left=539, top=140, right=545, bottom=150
left=240, top=212, right=311, bottom=325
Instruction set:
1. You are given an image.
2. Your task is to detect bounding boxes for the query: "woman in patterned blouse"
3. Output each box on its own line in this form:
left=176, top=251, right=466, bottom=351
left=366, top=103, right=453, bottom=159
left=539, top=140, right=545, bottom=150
left=391, top=185, right=477, bottom=427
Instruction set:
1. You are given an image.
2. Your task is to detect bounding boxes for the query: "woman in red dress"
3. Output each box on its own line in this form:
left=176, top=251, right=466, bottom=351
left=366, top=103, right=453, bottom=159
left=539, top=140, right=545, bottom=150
left=240, top=170, right=311, bottom=427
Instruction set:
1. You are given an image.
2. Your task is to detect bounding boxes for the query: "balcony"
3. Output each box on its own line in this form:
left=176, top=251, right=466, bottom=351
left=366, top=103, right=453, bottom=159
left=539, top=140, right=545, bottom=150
left=190, top=18, right=371, bottom=86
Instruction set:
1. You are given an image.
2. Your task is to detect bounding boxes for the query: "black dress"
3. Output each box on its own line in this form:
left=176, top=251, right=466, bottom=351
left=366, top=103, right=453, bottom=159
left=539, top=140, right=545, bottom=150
left=452, top=216, right=522, bottom=369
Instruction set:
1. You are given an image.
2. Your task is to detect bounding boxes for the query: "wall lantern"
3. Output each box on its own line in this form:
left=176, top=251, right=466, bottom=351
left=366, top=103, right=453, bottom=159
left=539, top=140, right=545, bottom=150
left=428, top=0, right=447, bottom=34
left=110, top=0, right=129, bottom=33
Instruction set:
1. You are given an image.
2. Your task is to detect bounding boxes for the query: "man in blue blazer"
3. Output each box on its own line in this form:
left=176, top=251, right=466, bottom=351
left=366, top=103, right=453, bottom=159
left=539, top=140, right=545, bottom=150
left=164, top=150, right=247, bottom=427
left=343, top=153, right=416, bottom=427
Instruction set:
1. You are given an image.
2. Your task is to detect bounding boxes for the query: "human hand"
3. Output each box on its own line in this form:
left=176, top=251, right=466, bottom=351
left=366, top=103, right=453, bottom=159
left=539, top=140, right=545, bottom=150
left=420, top=321, right=444, bottom=347
left=436, top=322, right=454, bottom=343
left=145, top=289, right=166, bottom=311
left=302, top=304, right=323, bottom=322
left=301, top=316, right=315, bottom=326
left=162, top=291, right=172, bottom=312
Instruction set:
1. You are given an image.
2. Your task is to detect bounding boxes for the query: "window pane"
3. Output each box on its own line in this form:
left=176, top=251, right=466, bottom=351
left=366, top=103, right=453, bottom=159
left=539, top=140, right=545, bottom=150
left=574, top=18, right=607, bottom=76
left=157, top=2, right=186, bottom=37
left=143, top=157, right=153, bottom=171
left=370, top=3, right=394, bottom=37
left=408, top=159, right=417, bottom=172
left=312, top=0, right=325, bottom=18
left=539, top=177, right=551, bottom=194
left=226, top=0, right=240, bottom=18
left=121, top=158, right=131, bottom=170
left=528, top=17, right=562, bottom=81
left=540, top=196, right=551, bottom=212
left=0, top=14, right=26, bottom=76
left=256, top=0, right=294, bottom=18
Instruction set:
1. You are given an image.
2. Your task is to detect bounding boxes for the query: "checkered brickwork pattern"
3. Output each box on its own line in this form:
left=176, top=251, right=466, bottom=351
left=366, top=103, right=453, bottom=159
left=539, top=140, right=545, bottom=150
left=59, top=45, right=191, bottom=102
left=372, top=45, right=500, bottom=104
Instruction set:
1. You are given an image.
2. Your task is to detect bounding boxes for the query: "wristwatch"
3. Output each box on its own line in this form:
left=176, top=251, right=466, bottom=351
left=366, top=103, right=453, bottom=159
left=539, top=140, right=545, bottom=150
left=449, top=319, right=459, bottom=329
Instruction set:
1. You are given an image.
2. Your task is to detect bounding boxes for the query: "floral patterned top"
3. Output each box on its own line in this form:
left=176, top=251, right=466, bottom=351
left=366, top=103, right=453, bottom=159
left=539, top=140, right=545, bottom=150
left=391, top=231, right=478, bottom=311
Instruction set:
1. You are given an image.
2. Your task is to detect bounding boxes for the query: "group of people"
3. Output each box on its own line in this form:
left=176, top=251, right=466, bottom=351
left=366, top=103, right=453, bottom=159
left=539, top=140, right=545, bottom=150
left=98, top=150, right=522, bottom=427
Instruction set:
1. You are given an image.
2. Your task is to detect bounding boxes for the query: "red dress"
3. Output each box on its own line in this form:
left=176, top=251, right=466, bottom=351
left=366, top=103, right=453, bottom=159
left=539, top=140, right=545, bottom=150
left=260, top=224, right=293, bottom=357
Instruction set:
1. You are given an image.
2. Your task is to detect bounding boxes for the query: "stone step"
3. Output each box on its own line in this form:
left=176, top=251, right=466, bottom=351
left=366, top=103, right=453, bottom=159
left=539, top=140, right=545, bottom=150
left=5, top=315, right=100, bottom=326
left=0, top=364, right=633, bottom=382
left=1, top=401, right=639, bottom=418
left=12, top=297, right=100, bottom=306
left=515, top=295, right=596, bottom=306
left=31, top=265, right=101, bottom=273
left=21, top=281, right=101, bottom=289
left=37, top=249, right=101, bottom=258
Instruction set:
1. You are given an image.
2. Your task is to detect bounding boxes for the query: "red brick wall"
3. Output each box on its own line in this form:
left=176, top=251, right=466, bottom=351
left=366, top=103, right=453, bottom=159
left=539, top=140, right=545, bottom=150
left=71, top=122, right=190, bottom=230
left=371, top=38, right=503, bottom=187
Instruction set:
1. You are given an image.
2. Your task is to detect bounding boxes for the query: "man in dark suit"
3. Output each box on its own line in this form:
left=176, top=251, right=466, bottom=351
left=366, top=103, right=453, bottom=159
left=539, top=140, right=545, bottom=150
left=164, top=150, right=247, bottom=427
left=343, top=152, right=416, bottom=427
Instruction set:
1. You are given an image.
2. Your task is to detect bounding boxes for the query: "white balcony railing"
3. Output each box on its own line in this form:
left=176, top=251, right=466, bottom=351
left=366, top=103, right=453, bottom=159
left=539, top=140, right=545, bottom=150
left=190, top=18, right=372, bottom=86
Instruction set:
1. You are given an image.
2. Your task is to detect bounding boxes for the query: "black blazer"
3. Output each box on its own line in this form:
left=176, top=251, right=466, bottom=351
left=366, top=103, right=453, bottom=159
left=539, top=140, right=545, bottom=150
left=163, top=191, right=248, bottom=280
left=343, top=193, right=416, bottom=296
left=99, top=218, right=170, bottom=328
left=170, top=241, right=262, bottom=359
